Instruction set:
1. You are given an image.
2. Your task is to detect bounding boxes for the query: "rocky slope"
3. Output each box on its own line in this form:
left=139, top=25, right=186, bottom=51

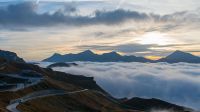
left=122, top=97, right=192, bottom=112
left=0, top=55, right=138, bottom=112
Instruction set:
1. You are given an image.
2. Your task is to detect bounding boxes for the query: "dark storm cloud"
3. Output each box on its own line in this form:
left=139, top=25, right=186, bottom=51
left=0, top=2, right=149, bottom=27
left=0, top=2, right=199, bottom=30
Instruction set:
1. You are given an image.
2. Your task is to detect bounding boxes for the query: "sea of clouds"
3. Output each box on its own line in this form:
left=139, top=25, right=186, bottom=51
left=39, top=62, right=200, bottom=110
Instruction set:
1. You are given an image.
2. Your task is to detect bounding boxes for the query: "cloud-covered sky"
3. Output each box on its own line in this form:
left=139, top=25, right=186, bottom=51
left=39, top=62, right=200, bottom=110
left=0, top=0, right=200, bottom=60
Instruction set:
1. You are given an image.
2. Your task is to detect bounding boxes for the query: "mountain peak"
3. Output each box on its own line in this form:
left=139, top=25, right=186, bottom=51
left=53, top=53, right=61, bottom=56
left=80, top=50, right=94, bottom=55
left=158, top=50, right=200, bottom=63
left=52, top=53, right=62, bottom=57
left=110, top=51, right=120, bottom=55
left=167, top=50, right=193, bottom=58
left=173, top=50, right=186, bottom=54
left=103, top=51, right=121, bottom=56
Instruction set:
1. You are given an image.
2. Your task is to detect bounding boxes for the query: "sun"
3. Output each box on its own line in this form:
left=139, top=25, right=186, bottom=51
left=138, top=32, right=173, bottom=45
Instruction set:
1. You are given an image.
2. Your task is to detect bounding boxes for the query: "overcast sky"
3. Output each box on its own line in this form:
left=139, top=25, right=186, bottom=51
left=0, top=0, right=200, bottom=60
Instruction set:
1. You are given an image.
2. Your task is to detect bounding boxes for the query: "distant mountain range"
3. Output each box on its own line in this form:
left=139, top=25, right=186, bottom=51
left=43, top=50, right=200, bottom=63
left=157, top=50, right=200, bottom=63
left=43, top=50, right=151, bottom=62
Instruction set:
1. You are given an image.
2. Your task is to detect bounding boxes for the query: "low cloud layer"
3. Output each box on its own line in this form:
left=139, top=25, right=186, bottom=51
left=39, top=62, right=200, bottom=110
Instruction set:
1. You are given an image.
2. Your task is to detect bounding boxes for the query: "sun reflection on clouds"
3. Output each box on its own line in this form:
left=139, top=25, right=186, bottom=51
left=137, top=32, right=177, bottom=45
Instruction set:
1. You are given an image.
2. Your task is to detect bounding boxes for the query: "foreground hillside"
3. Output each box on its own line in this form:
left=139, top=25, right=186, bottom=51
left=0, top=60, right=131, bottom=112
left=0, top=50, right=193, bottom=112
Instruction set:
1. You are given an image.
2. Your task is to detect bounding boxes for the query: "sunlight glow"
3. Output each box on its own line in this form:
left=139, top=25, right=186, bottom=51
left=145, top=56, right=162, bottom=60
left=138, top=32, right=174, bottom=45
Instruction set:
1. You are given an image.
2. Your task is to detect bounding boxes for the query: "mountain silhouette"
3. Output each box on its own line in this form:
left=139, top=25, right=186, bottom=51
left=43, top=50, right=151, bottom=62
left=0, top=50, right=25, bottom=63
left=122, top=97, right=192, bottom=112
left=157, top=50, right=200, bottom=63
left=43, top=50, right=200, bottom=63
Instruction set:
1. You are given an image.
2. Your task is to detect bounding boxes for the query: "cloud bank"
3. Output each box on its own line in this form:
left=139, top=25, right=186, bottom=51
left=0, top=2, right=199, bottom=28
left=0, top=2, right=148, bottom=27
left=77, top=44, right=155, bottom=54
left=40, top=62, right=200, bottom=110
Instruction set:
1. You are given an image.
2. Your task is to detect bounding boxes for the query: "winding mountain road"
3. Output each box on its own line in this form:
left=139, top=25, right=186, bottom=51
left=0, top=68, right=117, bottom=112
left=0, top=73, right=42, bottom=80
left=6, top=89, right=88, bottom=112
left=0, top=62, right=7, bottom=70
left=0, top=71, right=44, bottom=92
